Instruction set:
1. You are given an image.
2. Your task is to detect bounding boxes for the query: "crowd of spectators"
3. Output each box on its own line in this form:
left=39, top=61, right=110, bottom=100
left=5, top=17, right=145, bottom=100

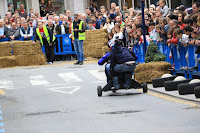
left=0, top=0, right=200, bottom=64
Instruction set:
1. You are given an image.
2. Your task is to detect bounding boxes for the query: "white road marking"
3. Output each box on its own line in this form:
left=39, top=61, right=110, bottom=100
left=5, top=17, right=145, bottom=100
left=44, top=84, right=68, bottom=87
left=88, top=70, right=106, bottom=80
left=58, top=73, right=83, bottom=83
left=48, top=86, right=80, bottom=94
left=29, top=75, right=49, bottom=86
left=0, top=80, right=14, bottom=89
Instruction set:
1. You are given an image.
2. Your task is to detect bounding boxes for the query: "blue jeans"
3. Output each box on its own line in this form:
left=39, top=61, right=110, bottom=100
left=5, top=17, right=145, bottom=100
left=73, top=38, right=84, bottom=62
left=105, top=64, right=111, bottom=83
left=113, top=64, right=136, bottom=88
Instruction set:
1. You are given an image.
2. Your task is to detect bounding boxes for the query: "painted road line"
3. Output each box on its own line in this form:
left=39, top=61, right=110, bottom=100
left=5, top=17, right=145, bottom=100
left=0, top=116, right=3, bottom=120
left=29, top=75, right=49, bottom=86
left=0, top=129, right=5, bottom=133
left=0, top=80, right=14, bottom=89
left=58, top=73, right=83, bottom=83
left=48, top=86, right=80, bottom=95
left=88, top=70, right=106, bottom=80
left=0, top=123, right=4, bottom=126
left=0, top=90, right=6, bottom=95
left=44, top=84, right=68, bottom=87
left=137, top=89, right=200, bottom=107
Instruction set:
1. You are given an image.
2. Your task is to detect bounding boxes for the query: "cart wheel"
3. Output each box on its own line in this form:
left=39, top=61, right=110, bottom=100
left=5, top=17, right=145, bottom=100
left=143, top=82, right=148, bottom=93
left=97, top=86, right=103, bottom=97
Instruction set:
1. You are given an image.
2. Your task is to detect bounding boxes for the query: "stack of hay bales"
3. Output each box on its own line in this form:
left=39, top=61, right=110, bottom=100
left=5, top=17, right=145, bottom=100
left=12, top=41, right=46, bottom=66
left=0, top=42, right=15, bottom=68
left=134, top=62, right=171, bottom=83
left=83, top=29, right=108, bottom=58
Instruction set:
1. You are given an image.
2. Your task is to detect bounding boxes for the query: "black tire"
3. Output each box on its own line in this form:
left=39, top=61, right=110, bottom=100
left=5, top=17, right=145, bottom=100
left=194, top=86, right=200, bottom=98
left=178, top=82, right=200, bottom=95
left=97, top=86, right=103, bottom=97
left=152, top=76, right=177, bottom=88
left=164, top=79, right=191, bottom=91
left=143, top=82, right=148, bottom=93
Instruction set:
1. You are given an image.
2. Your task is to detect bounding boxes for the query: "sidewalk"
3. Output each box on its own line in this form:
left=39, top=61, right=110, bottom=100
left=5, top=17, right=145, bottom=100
left=148, top=85, right=200, bottom=102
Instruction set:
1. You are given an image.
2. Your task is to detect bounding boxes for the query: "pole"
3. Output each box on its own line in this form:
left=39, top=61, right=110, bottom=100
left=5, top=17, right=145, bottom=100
left=141, top=0, right=147, bottom=63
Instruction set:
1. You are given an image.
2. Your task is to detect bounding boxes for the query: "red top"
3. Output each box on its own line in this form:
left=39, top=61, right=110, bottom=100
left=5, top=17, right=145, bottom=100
left=21, top=10, right=24, bottom=14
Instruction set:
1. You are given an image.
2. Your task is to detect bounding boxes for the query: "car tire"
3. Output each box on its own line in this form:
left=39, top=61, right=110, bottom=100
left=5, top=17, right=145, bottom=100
left=97, top=86, right=103, bottom=97
left=143, top=82, right=148, bottom=93
left=152, top=76, right=177, bottom=88
left=178, top=82, right=200, bottom=95
left=164, top=79, right=191, bottom=91
left=194, top=86, right=200, bottom=98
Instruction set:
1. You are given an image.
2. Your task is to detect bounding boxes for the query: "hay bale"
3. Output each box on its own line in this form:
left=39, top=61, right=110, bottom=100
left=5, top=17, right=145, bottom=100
left=0, top=42, right=12, bottom=57
left=15, top=54, right=46, bottom=66
left=134, top=62, right=171, bottom=83
left=135, top=62, right=171, bottom=73
left=0, top=56, right=16, bottom=68
left=135, top=70, right=169, bottom=84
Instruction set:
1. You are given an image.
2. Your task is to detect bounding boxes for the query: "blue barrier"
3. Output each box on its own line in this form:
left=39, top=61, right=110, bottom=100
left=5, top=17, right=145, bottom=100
left=0, top=34, right=76, bottom=56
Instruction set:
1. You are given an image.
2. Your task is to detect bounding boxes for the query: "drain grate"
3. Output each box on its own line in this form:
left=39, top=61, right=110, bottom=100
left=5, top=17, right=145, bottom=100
left=101, top=110, right=142, bottom=115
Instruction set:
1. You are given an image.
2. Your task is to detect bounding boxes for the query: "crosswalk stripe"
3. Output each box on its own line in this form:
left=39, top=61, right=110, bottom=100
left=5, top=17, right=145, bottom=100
left=0, top=80, right=14, bottom=89
left=58, top=73, right=83, bottom=83
left=29, top=75, right=49, bottom=86
left=88, top=70, right=106, bottom=80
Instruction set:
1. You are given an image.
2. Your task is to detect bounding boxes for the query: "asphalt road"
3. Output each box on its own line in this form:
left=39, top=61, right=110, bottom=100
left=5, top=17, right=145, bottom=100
left=0, top=62, right=200, bottom=133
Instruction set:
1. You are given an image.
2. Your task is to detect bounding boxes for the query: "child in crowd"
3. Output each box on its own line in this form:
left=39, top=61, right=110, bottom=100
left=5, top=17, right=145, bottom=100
left=155, top=25, right=162, bottom=42
left=148, top=21, right=157, bottom=41
left=87, top=21, right=96, bottom=30
left=137, top=28, right=150, bottom=45
left=166, top=30, right=173, bottom=47
left=159, top=17, right=169, bottom=43
left=29, top=9, right=34, bottom=17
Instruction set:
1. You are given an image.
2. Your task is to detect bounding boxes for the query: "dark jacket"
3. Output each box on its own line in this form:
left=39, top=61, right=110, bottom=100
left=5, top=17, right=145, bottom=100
left=92, top=20, right=100, bottom=29
left=2, top=26, right=12, bottom=38
left=55, top=22, right=69, bottom=34
left=73, top=20, right=86, bottom=39
left=109, top=46, right=136, bottom=69
left=34, top=27, right=54, bottom=44
left=18, top=9, right=28, bottom=19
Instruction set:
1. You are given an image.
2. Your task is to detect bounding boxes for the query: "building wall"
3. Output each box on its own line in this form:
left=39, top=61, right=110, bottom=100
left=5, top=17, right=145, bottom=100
left=0, top=0, right=8, bottom=18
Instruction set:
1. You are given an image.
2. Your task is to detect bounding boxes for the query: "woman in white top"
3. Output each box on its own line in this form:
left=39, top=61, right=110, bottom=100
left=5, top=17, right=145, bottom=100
left=103, top=17, right=114, bottom=33
left=113, top=23, right=124, bottom=40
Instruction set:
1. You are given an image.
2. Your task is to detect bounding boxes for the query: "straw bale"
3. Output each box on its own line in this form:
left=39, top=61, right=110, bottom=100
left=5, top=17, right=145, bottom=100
left=135, top=70, right=169, bottom=84
left=135, top=62, right=171, bottom=73
left=15, top=54, right=46, bottom=66
left=0, top=56, right=16, bottom=68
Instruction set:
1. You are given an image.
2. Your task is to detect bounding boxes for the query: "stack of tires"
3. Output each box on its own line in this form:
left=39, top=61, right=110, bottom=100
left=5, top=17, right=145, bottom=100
left=152, top=74, right=200, bottom=98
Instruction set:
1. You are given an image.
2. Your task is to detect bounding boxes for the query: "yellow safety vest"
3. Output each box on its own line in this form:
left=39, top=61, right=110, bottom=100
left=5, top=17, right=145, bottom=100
left=36, top=26, right=56, bottom=46
left=72, top=20, right=85, bottom=40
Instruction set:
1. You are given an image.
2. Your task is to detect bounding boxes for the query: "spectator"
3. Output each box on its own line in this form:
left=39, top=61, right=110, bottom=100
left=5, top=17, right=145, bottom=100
left=29, top=9, right=34, bottom=17
left=109, top=9, right=116, bottom=20
left=149, top=21, right=157, bottom=41
left=100, top=6, right=107, bottom=18
left=40, top=0, right=47, bottom=17
left=103, top=17, right=114, bottom=33
left=65, top=10, right=74, bottom=20
left=98, top=13, right=106, bottom=26
left=149, top=4, right=156, bottom=13
left=115, top=16, right=125, bottom=28
left=47, top=20, right=56, bottom=34
left=87, top=21, right=96, bottom=30
left=72, top=14, right=86, bottom=65
left=111, top=2, right=116, bottom=11
left=178, top=12, right=185, bottom=30
left=10, top=22, right=20, bottom=40
left=20, top=21, right=33, bottom=39
left=33, top=21, right=56, bottom=64
left=4, top=17, right=11, bottom=29
left=56, top=19, right=69, bottom=35
left=16, top=22, right=21, bottom=28
left=115, top=6, right=122, bottom=17
left=0, top=19, right=12, bottom=39
left=159, top=0, right=169, bottom=17
left=86, top=7, right=92, bottom=23
left=91, top=14, right=100, bottom=29
left=46, top=0, right=55, bottom=14
left=122, top=3, right=129, bottom=19
left=113, top=23, right=123, bottom=40
left=18, top=4, right=28, bottom=19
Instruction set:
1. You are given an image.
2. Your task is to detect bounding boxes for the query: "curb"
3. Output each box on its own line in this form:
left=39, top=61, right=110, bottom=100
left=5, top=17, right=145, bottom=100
left=148, top=86, right=200, bottom=103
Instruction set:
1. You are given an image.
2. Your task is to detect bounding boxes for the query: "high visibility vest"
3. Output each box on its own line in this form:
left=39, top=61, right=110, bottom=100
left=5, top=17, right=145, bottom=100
left=72, top=20, right=85, bottom=40
left=36, top=26, right=56, bottom=46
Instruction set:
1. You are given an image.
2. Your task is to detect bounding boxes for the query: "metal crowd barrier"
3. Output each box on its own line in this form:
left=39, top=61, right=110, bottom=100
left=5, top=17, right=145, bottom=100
left=0, top=34, right=76, bottom=56
left=133, top=41, right=200, bottom=79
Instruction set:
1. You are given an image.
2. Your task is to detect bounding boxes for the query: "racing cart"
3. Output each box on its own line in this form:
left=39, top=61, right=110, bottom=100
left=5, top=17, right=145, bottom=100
left=97, top=71, right=148, bottom=97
